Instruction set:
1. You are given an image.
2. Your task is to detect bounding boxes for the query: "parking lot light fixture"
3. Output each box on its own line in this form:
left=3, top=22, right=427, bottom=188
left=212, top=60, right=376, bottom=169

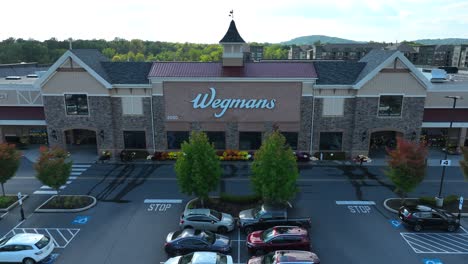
left=437, top=96, right=462, bottom=206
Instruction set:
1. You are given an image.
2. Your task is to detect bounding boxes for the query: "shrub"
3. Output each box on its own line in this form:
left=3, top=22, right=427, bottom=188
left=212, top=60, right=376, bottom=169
left=419, top=196, right=436, bottom=206
left=0, top=196, right=16, bottom=208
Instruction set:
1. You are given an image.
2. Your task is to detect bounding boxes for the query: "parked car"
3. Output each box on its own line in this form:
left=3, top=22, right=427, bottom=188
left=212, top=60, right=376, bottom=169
left=246, top=226, right=310, bottom=255
left=180, top=209, right=235, bottom=233
left=239, top=203, right=310, bottom=234
left=0, top=233, right=55, bottom=264
left=248, top=250, right=320, bottom=264
left=164, top=251, right=233, bottom=264
left=165, top=228, right=231, bottom=256
left=398, top=205, right=460, bottom=232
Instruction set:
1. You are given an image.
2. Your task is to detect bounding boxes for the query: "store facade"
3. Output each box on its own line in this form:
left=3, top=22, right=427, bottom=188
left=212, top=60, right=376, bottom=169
left=37, top=20, right=433, bottom=158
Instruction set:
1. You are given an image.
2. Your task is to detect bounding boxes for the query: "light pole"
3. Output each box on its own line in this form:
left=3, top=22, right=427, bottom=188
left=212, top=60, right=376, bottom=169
left=437, top=95, right=462, bottom=207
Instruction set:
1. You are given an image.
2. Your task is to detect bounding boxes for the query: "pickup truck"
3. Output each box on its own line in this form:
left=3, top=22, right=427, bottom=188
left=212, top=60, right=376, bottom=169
left=238, top=203, right=311, bottom=234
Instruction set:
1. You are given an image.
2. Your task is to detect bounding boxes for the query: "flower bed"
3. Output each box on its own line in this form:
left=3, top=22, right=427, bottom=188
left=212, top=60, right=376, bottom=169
left=149, top=150, right=315, bottom=162
left=38, top=195, right=95, bottom=210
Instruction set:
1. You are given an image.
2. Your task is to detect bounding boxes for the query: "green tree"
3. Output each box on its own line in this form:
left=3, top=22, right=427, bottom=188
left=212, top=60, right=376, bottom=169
left=0, top=144, right=21, bottom=196
left=102, top=47, right=116, bottom=59
left=175, top=131, right=222, bottom=206
left=459, top=147, right=468, bottom=181
left=385, top=137, right=428, bottom=204
left=251, top=131, right=299, bottom=203
left=34, top=146, right=72, bottom=196
left=135, top=52, right=145, bottom=62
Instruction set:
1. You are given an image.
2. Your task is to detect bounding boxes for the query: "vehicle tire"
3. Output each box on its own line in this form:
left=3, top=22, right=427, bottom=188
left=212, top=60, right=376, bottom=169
left=256, top=249, right=264, bottom=256
left=174, top=249, right=183, bottom=256
left=218, top=226, right=228, bottom=234
left=447, top=224, right=457, bottom=232
left=244, top=227, right=254, bottom=234
left=23, top=258, right=36, bottom=264
left=413, top=224, right=422, bottom=232
left=183, top=225, right=193, bottom=230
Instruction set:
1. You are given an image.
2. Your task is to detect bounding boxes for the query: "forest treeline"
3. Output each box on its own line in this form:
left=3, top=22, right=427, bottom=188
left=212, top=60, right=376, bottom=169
left=0, top=38, right=289, bottom=64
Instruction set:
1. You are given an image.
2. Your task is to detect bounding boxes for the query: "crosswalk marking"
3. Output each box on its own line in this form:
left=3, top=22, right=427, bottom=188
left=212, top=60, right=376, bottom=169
left=33, top=164, right=92, bottom=195
left=2, top=228, right=80, bottom=249
left=401, top=232, right=468, bottom=254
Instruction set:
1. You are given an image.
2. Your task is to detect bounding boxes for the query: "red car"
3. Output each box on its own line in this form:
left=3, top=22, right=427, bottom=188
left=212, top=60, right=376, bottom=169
left=246, top=226, right=310, bottom=255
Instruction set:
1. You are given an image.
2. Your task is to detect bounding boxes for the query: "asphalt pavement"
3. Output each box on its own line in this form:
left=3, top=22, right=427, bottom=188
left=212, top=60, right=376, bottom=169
left=1, top=161, right=467, bottom=264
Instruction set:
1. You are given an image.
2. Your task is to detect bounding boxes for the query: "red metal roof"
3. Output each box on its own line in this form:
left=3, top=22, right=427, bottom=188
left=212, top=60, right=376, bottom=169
left=148, top=62, right=317, bottom=78
left=423, top=108, right=468, bottom=122
left=0, top=106, right=45, bottom=120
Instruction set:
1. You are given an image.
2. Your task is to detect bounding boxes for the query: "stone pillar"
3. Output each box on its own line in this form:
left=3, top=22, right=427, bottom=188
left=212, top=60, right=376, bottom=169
left=298, top=97, right=313, bottom=152
left=459, top=128, right=467, bottom=147
left=226, top=122, right=238, bottom=149
left=0, top=127, right=4, bottom=143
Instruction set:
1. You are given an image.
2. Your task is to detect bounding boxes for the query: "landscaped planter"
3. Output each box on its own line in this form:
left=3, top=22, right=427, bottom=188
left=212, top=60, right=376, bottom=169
left=0, top=195, right=28, bottom=212
left=186, top=194, right=262, bottom=217
left=35, top=195, right=96, bottom=213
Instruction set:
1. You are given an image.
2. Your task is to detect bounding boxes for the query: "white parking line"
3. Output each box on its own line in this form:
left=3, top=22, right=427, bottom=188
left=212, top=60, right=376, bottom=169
left=335, top=201, right=376, bottom=205
left=72, top=165, right=92, bottom=168
left=237, top=228, right=240, bottom=264
left=2, top=228, right=80, bottom=249
left=33, top=190, right=58, bottom=195
left=401, top=232, right=468, bottom=254
left=144, top=199, right=182, bottom=203
left=71, top=168, right=87, bottom=172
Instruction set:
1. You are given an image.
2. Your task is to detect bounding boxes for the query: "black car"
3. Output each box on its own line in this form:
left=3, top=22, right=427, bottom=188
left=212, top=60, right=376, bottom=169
left=398, top=205, right=460, bottom=232
left=164, top=228, right=231, bottom=256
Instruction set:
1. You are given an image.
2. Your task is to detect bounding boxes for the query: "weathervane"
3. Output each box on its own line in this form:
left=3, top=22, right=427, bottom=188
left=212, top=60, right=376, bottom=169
left=229, top=10, right=234, bottom=19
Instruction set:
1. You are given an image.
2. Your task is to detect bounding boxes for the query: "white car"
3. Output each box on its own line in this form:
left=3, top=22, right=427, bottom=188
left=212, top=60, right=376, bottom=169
left=164, top=251, right=233, bottom=264
left=0, top=233, right=55, bottom=264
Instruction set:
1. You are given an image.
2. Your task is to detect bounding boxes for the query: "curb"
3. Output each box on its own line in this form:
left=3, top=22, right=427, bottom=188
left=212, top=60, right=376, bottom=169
left=383, top=197, right=468, bottom=217
left=35, top=195, right=97, bottom=213
left=0, top=195, right=29, bottom=213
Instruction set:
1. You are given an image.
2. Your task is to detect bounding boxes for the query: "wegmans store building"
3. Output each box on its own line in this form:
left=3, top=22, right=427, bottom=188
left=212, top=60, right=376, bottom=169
left=20, top=20, right=466, bottom=158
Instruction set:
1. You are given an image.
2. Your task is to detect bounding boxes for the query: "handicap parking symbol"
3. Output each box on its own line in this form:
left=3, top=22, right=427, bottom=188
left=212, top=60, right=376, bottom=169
left=389, top=219, right=402, bottom=228
left=42, top=253, right=59, bottom=264
left=72, top=216, right=90, bottom=225
left=422, top=258, right=443, bottom=264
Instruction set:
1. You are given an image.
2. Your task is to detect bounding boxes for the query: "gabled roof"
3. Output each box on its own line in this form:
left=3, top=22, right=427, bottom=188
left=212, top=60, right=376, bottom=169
left=149, top=62, right=317, bottom=78
left=219, top=20, right=245, bottom=43
left=70, top=49, right=110, bottom=82
left=313, top=61, right=366, bottom=85
left=354, top=50, right=431, bottom=89
left=355, top=49, right=397, bottom=83
left=101, top=62, right=152, bottom=84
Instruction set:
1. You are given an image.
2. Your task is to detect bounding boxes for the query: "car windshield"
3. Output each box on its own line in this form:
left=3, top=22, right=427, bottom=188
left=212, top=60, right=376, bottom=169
left=179, top=253, right=194, bottom=264
left=195, top=230, right=216, bottom=244
left=216, top=254, right=228, bottom=264
left=35, top=236, right=49, bottom=249
left=402, top=209, right=410, bottom=217
left=253, top=206, right=265, bottom=219
left=261, top=228, right=276, bottom=241
left=0, top=236, right=12, bottom=247
left=210, top=210, right=222, bottom=221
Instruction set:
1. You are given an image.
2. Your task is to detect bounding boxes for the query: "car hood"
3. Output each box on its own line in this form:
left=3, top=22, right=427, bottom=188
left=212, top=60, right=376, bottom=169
left=221, top=213, right=235, bottom=224
left=247, top=231, right=263, bottom=244
left=213, top=234, right=231, bottom=248
left=239, top=209, right=255, bottom=220
left=164, top=256, right=181, bottom=264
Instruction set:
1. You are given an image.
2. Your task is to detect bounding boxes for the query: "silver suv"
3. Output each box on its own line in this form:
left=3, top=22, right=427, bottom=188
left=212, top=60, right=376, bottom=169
left=180, top=209, right=235, bottom=233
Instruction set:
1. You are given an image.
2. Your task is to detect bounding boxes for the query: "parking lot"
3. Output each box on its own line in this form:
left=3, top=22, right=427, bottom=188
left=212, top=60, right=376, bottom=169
left=2, top=163, right=467, bottom=264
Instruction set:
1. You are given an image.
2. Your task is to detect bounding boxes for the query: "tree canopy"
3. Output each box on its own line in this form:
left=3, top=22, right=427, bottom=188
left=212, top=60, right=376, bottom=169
left=0, top=38, right=289, bottom=64
left=0, top=143, right=21, bottom=196
left=34, top=146, right=72, bottom=194
left=175, top=131, right=222, bottom=205
left=251, top=131, right=299, bottom=203
left=460, top=146, right=468, bottom=181
left=385, top=137, right=428, bottom=202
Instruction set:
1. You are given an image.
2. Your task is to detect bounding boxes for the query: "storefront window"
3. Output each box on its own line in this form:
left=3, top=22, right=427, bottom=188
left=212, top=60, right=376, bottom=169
left=281, top=132, right=298, bottom=150
left=65, top=94, right=89, bottom=115
left=239, top=132, right=262, bottom=150
left=378, top=95, right=403, bottom=117
left=167, top=131, right=189, bottom=149
left=206, top=132, right=226, bottom=149
left=319, top=132, right=343, bottom=150
left=124, top=131, right=146, bottom=149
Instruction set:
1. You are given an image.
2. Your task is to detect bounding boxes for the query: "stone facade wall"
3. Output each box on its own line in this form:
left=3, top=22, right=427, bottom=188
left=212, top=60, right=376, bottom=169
left=225, top=122, right=238, bottom=149
left=43, top=96, right=114, bottom=153
left=351, top=97, right=425, bottom=156
left=311, top=98, right=356, bottom=156
left=298, top=97, right=313, bottom=151
left=152, top=96, right=167, bottom=151
left=111, top=97, right=154, bottom=153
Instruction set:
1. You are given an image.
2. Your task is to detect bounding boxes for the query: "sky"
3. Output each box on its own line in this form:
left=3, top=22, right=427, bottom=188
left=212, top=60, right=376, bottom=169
left=1, top=0, right=468, bottom=44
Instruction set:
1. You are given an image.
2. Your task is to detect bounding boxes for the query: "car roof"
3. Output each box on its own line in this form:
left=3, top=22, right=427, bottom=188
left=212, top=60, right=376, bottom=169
left=275, top=250, right=320, bottom=263
left=191, top=252, right=221, bottom=263
left=272, top=226, right=308, bottom=236
left=186, top=209, right=211, bottom=216
left=6, top=233, right=44, bottom=245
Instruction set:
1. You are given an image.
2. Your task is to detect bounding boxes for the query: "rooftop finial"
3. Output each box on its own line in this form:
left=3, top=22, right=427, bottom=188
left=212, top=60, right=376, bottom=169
left=68, top=38, right=73, bottom=50
left=229, top=10, right=234, bottom=20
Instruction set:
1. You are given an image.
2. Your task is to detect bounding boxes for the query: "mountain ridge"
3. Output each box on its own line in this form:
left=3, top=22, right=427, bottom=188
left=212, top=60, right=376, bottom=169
left=281, top=35, right=468, bottom=45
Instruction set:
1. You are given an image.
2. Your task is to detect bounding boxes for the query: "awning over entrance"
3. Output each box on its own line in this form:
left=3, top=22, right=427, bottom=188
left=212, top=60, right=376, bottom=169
left=423, top=108, right=468, bottom=122
left=0, top=106, right=45, bottom=125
